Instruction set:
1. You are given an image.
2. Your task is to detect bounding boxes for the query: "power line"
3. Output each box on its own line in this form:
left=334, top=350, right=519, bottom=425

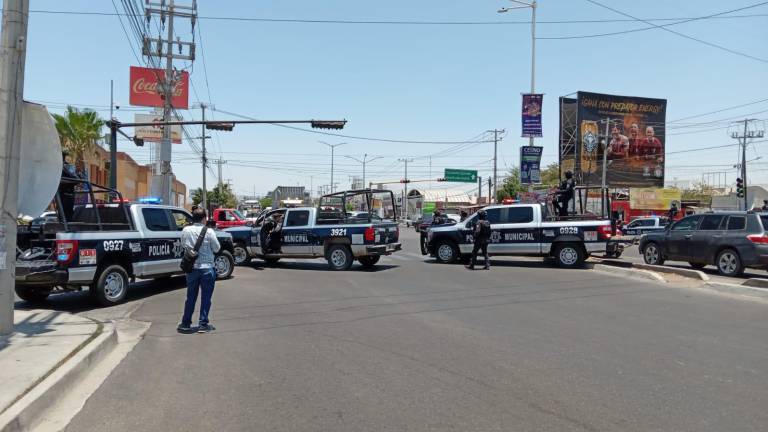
left=669, top=97, right=768, bottom=123
left=540, top=1, right=768, bottom=40
left=583, top=0, right=768, bottom=64
left=27, top=8, right=768, bottom=25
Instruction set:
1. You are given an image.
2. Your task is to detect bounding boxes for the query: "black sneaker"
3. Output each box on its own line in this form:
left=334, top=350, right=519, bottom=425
left=197, top=324, right=216, bottom=333
left=177, top=323, right=195, bottom=334
left=464, top=265, right=474, bottom=270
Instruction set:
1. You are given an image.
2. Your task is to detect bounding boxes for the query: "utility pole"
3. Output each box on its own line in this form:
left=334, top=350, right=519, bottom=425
left=488, top=177, right=493, bottom=202
left=487, top=129, right=504, bottom=203
left=478, top=176, right=483, bottom=204
left=109, top=79, right=117, bottom=189
left=193, top=102, right=211, bottom=211
left=732, top=119, right=765, bottom=210
left=144, top=0, right=197, bottom=204
left=399, top=158, right=414, bottom=220
left=213, top=159, right=227, bottom=187
left=0, top=0, right=29, bottom=334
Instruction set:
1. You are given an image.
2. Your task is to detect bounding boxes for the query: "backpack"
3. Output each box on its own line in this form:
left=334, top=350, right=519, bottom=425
left=477, top=220, right=491, bottom=240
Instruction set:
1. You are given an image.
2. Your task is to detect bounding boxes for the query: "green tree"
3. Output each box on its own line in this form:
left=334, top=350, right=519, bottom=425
left=259, top=196, right=273, bottom=209
left=496, top=167, right=527, bottom=202
left=191, top=184, right=238, bottom=208
left=539, top=162, right=561, bottom=187
left=52, top=106, right=104, bottom=168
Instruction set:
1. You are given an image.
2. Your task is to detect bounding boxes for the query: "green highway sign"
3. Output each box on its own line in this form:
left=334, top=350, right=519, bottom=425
left=444, top=168, right=478, bottom=183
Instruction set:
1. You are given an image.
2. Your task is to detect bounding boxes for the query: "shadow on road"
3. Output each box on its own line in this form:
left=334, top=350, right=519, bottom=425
left=423, top=258, right=593, bottom=271
left=14, top=276, right=188, bottom=314
left=245, top=261, right=399, bottom=273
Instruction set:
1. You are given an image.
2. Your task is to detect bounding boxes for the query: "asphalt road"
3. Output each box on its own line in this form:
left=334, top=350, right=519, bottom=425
left=53, top=230, right=768, bottom=431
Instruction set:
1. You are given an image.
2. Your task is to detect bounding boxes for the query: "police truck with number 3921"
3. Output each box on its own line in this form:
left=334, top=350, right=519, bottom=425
left=425, top=203, right=613, bottom=267
left=225, top=189, right=401, bottom=270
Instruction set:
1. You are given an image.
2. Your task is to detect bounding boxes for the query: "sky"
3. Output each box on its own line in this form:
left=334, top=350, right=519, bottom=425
left=13, top=0, right=768, bottom=198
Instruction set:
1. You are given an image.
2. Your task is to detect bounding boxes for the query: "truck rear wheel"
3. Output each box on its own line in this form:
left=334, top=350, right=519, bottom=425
left=358, top=255, right=380, bottom=269
left=91, top=264, right=129, bottom=306
left=15, top=285, right=51, bottom=303
left=327, top=245, right=353, bottom=271
left=554, top=242, right=585, bottom=268
left=214, top=251, right=235, bottom=279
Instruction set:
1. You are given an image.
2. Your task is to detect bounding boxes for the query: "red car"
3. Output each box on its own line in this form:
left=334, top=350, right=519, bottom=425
left=212, top=208, right=251, bottom=229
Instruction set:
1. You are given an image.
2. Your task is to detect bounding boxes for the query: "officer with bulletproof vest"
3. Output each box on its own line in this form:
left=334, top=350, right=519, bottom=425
left=466, top=209, right=491, bottom=270
left=431, top=209, right=445, bottom=226
left=553, top=170, right=576, bottom=217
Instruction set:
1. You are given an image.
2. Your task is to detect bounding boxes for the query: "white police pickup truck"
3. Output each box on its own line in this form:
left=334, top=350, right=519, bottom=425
left=226, top=189, right=402, bottom=270
left=15, top=203, right=235, bottom=306
left=426, top=203, right=613, bottom=267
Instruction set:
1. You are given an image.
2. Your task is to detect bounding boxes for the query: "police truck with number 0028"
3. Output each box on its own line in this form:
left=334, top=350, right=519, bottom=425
left=225, top=189, right=401, bottom=270
left=425, top=203, right=613, bottom=267
left=15, top=193, right=235, bottom=306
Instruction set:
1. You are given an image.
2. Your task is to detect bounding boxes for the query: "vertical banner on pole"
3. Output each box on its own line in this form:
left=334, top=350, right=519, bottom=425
left=520, top=146, right=543, bottom=184
left=521, top=94, right=544, bottom=138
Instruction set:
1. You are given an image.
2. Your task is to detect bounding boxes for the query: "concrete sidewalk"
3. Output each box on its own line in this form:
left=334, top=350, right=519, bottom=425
left=0, top=309, right=114, bottom=431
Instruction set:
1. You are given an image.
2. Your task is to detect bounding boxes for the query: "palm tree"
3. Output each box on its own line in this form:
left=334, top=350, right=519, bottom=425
left=52, top=106, right=104, bottom=169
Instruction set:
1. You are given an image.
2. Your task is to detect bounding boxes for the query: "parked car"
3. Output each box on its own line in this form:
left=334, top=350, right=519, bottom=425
left=211, top=208, right=251, bottom=229
left=639, top=212, right=768, bottom=277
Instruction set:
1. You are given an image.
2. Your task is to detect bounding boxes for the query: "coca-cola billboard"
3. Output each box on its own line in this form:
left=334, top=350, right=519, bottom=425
left=129, top=66, right=189, bottom=109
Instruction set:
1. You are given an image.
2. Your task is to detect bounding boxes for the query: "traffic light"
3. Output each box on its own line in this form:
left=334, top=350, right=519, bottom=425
left=436, top=178, right=446, bottom=182
left=206, top=122, right=235, bottom=131
left=311, top=120, right=347, bottom=130
left=736, top=177, right=745, bottom=198
left=133, top=137, right=145, bottom=147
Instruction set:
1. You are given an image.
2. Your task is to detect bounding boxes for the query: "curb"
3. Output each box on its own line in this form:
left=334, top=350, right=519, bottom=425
left=705, top=281, right=768, bottom=300
left=598, top=259, right=709, bottom=281
left=742, top=278, right=768, bottom=289
left=0, top=320, right=117, bottom=432
left=593, top=264, right=666, bottom=283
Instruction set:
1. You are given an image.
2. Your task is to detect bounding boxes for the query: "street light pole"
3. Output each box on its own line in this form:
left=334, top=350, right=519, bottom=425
left=499, top=0, right=537, bottom=147
left=320, top=141, right=346, bottom=193
left=345, top=154, right=383, bottom=189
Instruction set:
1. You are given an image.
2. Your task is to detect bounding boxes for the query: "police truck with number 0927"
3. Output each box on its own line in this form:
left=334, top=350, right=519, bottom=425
left=425, top=203, right=613, bottom=267
left=15, top=180, right=235, bottom=306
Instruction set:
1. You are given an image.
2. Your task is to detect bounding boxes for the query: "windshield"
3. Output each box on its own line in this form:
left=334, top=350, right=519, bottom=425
left=233, top=210, right=245, bottom=219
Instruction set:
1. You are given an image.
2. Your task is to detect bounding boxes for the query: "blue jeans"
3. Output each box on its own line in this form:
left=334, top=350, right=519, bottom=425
left=181, top=268, right=216, bottom=327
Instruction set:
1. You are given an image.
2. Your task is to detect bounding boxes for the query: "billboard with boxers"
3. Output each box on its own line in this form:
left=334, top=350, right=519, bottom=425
left=576, top=91, right=667, bottom=187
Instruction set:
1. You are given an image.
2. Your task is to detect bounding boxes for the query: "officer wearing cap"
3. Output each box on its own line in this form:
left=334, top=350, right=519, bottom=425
left=553, top=170, right=576, bottom=217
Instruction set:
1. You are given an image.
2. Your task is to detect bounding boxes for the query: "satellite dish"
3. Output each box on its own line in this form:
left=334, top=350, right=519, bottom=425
left=18, top=102, right=63, bottom=217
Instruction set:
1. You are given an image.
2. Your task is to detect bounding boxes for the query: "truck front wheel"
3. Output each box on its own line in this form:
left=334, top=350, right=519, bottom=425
left=232, top=243, right=251, bottom=265
left=435, top=241, right=459, bottom=264
left=214, top=251, right=235, bottom=279
left=15, top=285, right=51, bottom=303
left=327, top=245, right=353, bottom=271
left=554, top=243, right=585, bottom=268
left=91, top=264, right=129, bottom=306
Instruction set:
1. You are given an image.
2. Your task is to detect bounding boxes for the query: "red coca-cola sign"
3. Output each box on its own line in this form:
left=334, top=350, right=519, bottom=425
left=129, top=66, right=189, bottom=109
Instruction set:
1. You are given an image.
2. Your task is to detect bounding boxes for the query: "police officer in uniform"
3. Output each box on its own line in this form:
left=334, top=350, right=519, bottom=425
left=466, top=210, right=491, bottom=270
left=431, top=209, right=445, bottom=226
left=553, top=170, right=576, bottom=217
